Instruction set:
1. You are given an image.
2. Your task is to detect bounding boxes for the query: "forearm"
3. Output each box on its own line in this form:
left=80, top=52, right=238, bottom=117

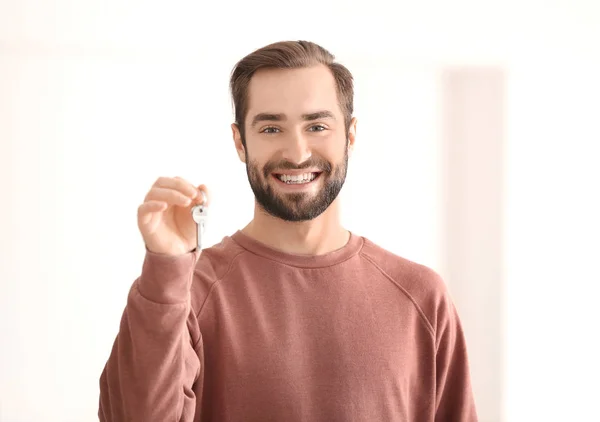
left=99, top=251, right=201, bottom=422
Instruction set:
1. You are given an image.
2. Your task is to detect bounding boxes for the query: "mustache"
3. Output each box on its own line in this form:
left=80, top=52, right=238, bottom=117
left=263, top=158, right=332, bottom=176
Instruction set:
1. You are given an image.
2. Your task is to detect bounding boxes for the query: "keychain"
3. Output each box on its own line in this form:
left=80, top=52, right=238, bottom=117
left=190, top=191, right=208, bottom=251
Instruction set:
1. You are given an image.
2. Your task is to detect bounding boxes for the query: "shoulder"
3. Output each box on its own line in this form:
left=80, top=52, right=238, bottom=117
left=358, top=236, right=452, bottom=335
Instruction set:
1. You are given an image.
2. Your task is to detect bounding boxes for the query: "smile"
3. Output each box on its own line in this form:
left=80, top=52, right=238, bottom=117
left=272, top=172, right=322, bottom=185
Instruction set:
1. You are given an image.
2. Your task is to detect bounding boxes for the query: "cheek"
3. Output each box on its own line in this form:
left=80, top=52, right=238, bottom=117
left=245, top=137, right=275, bottom=159
left=319, top=142, right=346, bottom=163
left=250, top=145, right=284, bottom=170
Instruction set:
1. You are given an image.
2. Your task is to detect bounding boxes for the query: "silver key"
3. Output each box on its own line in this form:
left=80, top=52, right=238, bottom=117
left=191, top=191, right=208, bottom=251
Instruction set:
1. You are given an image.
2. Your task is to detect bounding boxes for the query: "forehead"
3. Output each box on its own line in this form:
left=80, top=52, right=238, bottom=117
left=246, top=65, right=342, bottom=119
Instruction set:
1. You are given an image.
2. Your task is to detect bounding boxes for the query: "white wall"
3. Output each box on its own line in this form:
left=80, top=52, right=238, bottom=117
left=1, top=0, right=599, bottom=421
left=440, top=68, right=506, bottom=420
left=504, top=57, right=600, bottom=421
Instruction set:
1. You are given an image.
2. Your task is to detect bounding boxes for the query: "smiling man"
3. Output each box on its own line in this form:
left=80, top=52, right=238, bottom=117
left=98, top=40, right=478, bottom=422
left=237, top=63, right=354, bottom=249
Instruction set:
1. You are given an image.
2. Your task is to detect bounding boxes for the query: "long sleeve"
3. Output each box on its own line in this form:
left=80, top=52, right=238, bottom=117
left=98, top=249, right=203, bottom=422
left=434, top=293, right=478, bottom=422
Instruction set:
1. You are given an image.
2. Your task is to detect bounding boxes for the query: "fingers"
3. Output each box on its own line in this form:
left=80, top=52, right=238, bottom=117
left=139, top=177, right=209, bottom=223
left=137, top=200, right=167, bottom=226
left=145, top=187, right=192, bottom=207
left=194, top=183, right=210, bottom=206
left=154, top=176, right=199, bottom=200
left=137, top=177, right=210, bottom=240
left=140, top=200, right=168, bottom=213
left=151, top=177, right=209, bottom=205
left=144, top=176, right=206, bottom=205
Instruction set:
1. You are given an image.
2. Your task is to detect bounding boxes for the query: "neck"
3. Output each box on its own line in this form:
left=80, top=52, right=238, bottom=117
left=241, top=199, right=350, bottom=256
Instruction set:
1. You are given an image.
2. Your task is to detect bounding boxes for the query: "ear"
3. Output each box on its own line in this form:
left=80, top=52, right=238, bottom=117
left=347, top=117, right=358, bottom=157
left=231, top=123, right=246, bottom=163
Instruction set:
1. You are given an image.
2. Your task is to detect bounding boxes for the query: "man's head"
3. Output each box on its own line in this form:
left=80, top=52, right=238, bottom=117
left=229, top=40, right=357, bottom=222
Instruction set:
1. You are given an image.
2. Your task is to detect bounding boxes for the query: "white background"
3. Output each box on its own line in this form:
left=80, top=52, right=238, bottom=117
left=1, top=0, right=599, bottom=421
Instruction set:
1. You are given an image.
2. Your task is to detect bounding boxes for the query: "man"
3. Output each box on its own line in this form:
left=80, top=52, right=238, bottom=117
left=98, top=40, right=478, bottom=421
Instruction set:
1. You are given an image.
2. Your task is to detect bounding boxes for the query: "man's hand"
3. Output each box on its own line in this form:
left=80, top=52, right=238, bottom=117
left=137, top=177, right=209, bottom=256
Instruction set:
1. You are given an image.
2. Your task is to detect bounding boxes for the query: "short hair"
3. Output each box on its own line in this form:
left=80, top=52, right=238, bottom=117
left=229, top=40, right=354, bottom=143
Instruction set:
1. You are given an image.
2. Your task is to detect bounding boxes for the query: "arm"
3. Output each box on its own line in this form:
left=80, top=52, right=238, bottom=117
left=435, top=293, right=478, bottom=422
left=98, top=250, right=202, bottom=422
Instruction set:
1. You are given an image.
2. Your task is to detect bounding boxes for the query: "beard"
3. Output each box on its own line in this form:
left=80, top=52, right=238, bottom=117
left=245, top=145, right=349, bottom=222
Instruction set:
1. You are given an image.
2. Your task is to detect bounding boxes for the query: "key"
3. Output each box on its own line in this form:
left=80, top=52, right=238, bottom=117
left=191, top=191, right=208, bottom=251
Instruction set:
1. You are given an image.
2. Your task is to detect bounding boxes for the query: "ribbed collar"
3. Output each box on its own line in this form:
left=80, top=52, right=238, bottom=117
left=230, top=229, right=363, bottom=269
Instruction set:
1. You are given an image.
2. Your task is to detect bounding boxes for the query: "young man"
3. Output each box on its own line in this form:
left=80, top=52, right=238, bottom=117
left=98, top=40, right=478, bottom=421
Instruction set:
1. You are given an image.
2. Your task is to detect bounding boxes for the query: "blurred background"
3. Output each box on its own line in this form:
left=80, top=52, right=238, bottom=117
left=1, top=0, right=599, bottom=421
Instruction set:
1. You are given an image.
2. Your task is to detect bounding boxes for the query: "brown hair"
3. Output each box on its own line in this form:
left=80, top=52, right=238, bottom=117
left=229, top=40, right=354, bottom=144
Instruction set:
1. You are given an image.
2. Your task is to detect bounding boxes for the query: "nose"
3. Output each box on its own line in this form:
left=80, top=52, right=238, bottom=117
left=281, top=130, right=312, bottom=164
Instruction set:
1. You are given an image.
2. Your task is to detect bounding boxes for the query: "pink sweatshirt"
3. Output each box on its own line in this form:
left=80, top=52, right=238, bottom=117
left=98, top=230, right=478, bottom=421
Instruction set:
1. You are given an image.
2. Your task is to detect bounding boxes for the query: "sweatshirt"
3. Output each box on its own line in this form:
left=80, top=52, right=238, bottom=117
left=98, top=230, right=478, bottom=421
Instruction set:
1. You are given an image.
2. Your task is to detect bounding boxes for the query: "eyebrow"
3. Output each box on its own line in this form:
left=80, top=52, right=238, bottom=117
left=250, top=110, right=336, bottom=128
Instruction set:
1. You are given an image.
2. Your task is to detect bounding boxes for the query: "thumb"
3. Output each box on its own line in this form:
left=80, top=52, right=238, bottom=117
left=194, top=184, right=210, bottom=207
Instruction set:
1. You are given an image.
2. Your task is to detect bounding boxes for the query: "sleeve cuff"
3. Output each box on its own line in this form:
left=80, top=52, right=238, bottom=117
left=137, top=248, right=201, bottom=304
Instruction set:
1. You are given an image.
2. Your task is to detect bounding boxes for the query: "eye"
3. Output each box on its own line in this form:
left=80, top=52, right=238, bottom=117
left=308, top=125, right=327, bottom=132
left=260, top=126, right=280, bottom=134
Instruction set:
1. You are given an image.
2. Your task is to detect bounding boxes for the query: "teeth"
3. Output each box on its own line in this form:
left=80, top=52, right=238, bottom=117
left=277, top=172, right=317, bottom=184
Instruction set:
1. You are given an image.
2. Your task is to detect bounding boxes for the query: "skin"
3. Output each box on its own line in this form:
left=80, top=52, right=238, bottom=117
left=231, top=64, right=358, bottom=256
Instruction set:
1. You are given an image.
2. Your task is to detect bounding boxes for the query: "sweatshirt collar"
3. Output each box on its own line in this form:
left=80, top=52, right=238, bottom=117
left=230, top=229, right=363, bottom=268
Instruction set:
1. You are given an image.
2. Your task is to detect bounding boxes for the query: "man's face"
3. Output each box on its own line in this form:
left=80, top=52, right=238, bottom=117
left=232, top=65, right=356, bottom=222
